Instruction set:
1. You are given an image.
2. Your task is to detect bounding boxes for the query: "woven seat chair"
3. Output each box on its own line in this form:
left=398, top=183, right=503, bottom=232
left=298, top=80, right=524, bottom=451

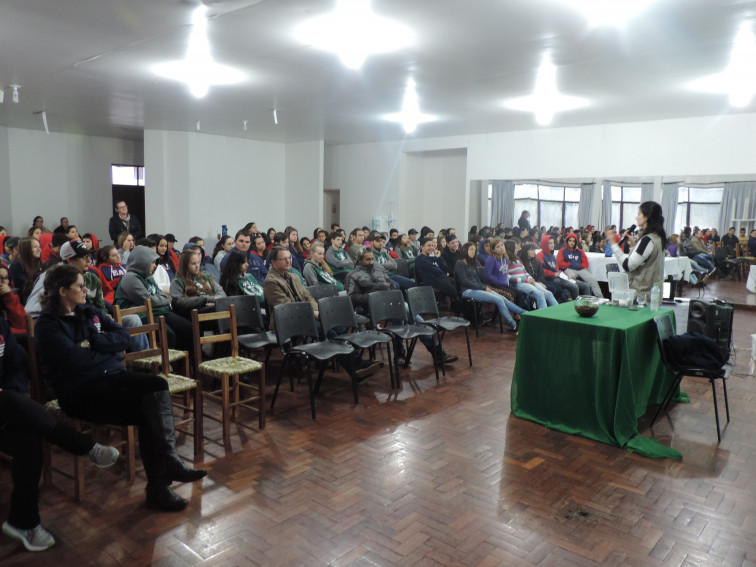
left=26, top=315, right=137, bottom=501
left=113, top=299, right=190, bottom=376
left=191, top=304, right=265, bottom=446
left=122, top=315, right=203, bottom=457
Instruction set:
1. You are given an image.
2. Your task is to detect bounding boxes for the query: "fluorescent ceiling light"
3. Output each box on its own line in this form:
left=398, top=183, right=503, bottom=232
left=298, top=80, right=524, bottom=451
left=557, top=0, right=658, bottom=27
left=504, top=53, right=588, bottom=125
left=153, top=6, right=244, bottom=98
left=296, top=0, right=412, bottom=69
left=383, top=79, right=435, bottom=134
left=689, top=22, right=756, bottom=108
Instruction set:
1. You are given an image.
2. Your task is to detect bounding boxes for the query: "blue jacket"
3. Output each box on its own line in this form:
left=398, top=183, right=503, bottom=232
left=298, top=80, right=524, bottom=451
left=414, top=253, right=449, bottom=285
left=0, top=316, right=27, bottom=393
left=35, top=304, right=131, bottom=398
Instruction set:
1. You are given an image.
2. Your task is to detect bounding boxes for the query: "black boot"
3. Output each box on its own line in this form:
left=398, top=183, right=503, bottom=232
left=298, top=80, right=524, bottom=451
left=141, top=390, right=207, bottom=483
left=138, top=426, right=188, bottom=512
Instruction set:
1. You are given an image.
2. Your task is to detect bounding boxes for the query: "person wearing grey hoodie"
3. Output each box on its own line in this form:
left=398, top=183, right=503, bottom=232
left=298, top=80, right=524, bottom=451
left=114, top=245, right=193, bottom=351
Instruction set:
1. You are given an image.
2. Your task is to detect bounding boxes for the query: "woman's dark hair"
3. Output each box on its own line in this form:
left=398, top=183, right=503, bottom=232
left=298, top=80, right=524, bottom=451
left=219, top=250, right=249, bottom=296
left=212, top=235, right=233, bottom=260
left=518, top=242, right=536, bottom=262
left=17, top=237, right=43, bottom=280
left=176, top=248, right=214, bottom=296
left=639, top=200, right=667, bottom=246
left=97, top=245, right=117, bottom=265
left=40, top=264, right=81, bottom=311
left=460, top=242, right=479, bottom=266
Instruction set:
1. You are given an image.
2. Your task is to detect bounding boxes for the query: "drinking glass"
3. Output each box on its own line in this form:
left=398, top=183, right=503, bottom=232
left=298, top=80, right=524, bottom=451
left=636, top=292, right=648, bottom=308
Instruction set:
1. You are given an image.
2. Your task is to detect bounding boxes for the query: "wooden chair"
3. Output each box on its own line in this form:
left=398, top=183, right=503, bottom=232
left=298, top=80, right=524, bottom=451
left=113, top=299, right=190, bottom=377
left=191, top=305, right=265, bottom=446
left=122, top=315, right=204, bottom=458
left=26, top=315, right=137, bottom=501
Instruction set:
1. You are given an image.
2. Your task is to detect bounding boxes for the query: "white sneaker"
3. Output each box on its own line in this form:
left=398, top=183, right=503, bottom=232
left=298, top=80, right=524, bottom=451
left=87, top=443, right=119, bottom=468
left=2, top=521, right=55, bottom=551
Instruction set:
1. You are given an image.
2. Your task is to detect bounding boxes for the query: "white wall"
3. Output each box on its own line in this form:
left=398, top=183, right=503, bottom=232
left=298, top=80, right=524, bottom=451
left=145, top=130, right=287, bottom=244
left=2, top=127, right=141, bottom=239
left=326, top=113, right=756, bottom=234
left=284, top=140, right=324, bottom=239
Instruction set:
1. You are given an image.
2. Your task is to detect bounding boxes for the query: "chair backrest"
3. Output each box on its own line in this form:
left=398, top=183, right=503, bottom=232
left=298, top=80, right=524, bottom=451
left=308, top=283, right=340, bottom=302
left=122, top=316, right=173, bottom=372
left=605, top=263, right=620, bottom=275
left=215, top=295, right=265, bottom=333
left=368, top=289, right=408, bottom=326
left=25, top=315, right=45, bottom=404
left=394, top=258, right=410, bottom=278
left=113, top=298, right=157, bottom=347
left=272, top=302, right=320, bottom=346
left=607, top=272, right=629, bottom=293
left=654, top=313, right=676, bottom=367
left=191, top=304, right=239, bottom=368
left=406, top=285, right=440, bottom=320
left=318, top=295, right=358, bottom=336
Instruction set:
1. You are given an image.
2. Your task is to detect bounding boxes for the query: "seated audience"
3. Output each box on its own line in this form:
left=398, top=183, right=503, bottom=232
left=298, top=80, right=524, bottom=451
left=0, top=265, right=26, bottom=334
left=116, top=231, right=135, bottom=266
left=212, top=235, right=234, bottom=271
left=519, top=242, right=570, bottom=303
left=324, top=231, right=354, bottom=282
left=95, top=245, right=126, bottom=305
left=219, top=229, right=268, bottom=285
left=536, top=234, right=587, bottom=300
left=9, top=237, right=43, bottom=305
left=501, top=240, right=557, bottom=309
left=414, top=237, right=458, bottom=306
left=455, top=242, right=524, bottom=332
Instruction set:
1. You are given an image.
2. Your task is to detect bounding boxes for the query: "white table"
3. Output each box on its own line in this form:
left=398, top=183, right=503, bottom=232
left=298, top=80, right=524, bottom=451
left=585, top=252, right=692, bottom=283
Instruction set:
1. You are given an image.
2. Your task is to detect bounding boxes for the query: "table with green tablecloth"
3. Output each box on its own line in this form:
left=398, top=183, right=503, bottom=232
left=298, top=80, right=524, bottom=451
left=511, top=302, right=685, bottom=458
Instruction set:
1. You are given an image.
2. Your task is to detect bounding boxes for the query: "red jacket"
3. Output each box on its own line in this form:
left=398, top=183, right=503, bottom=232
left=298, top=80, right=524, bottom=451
left=1, top=290, right=27, bottom=335
left=556, top=233, right=588, bottom=271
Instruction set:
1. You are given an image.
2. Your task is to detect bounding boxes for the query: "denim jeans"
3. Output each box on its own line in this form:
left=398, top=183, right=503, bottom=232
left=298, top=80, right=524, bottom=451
left=461, top=288, right=526, bottom=328
left=515, top=282, right=558, bottom=309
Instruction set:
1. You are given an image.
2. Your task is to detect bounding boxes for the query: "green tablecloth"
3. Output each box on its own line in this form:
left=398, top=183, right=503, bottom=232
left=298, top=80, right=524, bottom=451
left=511, top=302, right=685, bottom=459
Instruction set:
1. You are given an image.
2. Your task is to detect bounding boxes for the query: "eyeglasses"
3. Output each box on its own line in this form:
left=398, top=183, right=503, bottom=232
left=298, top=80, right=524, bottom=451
left=274, top=256, right=292, bottom=263
left=71, top=282, right=87, bottom=291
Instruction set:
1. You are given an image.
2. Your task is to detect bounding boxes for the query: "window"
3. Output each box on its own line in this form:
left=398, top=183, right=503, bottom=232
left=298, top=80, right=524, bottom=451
left=111, top=165, right=145, bottom=186
left=610, top=185, right=640, bottom=230
left=675, top=186, right=723, bottom=233
left=512, top=184, right=581, bottom=229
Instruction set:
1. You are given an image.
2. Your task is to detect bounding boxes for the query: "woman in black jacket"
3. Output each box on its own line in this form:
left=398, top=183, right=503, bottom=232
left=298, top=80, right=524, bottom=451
left=34, top=264, right=206, bottom=512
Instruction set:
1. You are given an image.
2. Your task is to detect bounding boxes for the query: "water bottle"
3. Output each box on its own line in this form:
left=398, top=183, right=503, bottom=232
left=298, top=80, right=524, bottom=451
left=221, top=224, right=228, bottom=237
left=650, top=282, right=661, bottom=311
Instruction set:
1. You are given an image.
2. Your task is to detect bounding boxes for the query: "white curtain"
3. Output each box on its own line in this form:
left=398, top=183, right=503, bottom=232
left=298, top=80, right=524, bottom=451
left=661, top=182, right=679, bottom=236
left=491, top=180, right=514, bottom=226
left=719, top=182, right=756, bottom=233
left=600, top=180, right=612, bottom=229
left=641, top=183, right=654, bottom=204
left=578, top=183, right=594, bottom=228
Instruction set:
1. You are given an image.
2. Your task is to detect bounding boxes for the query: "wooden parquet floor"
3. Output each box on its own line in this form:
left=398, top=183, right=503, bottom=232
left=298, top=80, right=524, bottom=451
left=2, top=282, right=756, bottom=566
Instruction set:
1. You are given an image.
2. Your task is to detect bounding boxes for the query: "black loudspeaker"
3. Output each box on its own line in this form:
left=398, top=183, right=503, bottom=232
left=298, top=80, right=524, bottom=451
left=687, top=299, right=734, bottom=360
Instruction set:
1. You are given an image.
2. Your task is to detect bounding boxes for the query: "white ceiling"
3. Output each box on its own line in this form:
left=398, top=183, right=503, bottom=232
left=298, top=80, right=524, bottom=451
left=0, top=0, right=753, bottom=145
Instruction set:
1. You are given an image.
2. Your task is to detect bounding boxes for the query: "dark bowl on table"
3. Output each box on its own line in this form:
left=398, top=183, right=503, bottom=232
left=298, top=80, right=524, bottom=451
left=574, top=296, right=599, bottom=318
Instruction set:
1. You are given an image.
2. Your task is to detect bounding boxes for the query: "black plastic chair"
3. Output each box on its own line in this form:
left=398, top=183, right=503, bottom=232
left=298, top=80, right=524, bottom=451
left=215, top=295, right=277, bottom=365
left=367, top=289, right=437, bottom=386
left=651, top=313, right=731, bottom=442
left=605, top=263, right=620, bottom=276
left=307, top=283, right=340, bottom=302
left=270, top=302, right=354, bottom=419
left=308, top=282, right=370, bottom=328
left=318, top=295, right=395, bottom=395
left=407, top=285, right=473, bottom=374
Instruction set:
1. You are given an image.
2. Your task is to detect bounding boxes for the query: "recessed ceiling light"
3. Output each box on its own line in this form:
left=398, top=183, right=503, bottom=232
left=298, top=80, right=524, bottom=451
left=295, top=0, right=412, bottom=69
left=153, top=6, right=245, bottom=98
left=557, top=0, right=658, bottom=27
left=504, top=53, right=588, bottom=126
left=383, top=79, right=435, bottom=134
left=690, top=21, right=756, bottom=108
